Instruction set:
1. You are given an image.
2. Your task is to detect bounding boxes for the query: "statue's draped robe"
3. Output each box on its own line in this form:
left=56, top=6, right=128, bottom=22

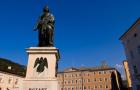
left=37, top=13, right=54, bottom=47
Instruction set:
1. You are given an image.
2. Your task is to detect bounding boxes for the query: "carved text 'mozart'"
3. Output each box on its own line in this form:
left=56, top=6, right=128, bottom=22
left=29, top=88, right=47, bottom=90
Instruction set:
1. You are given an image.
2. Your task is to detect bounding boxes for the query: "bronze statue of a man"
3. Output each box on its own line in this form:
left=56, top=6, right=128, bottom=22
left=34, top=6, right=55, bottom=47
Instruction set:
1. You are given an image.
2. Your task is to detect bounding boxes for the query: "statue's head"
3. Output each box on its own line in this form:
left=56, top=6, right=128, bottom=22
left=43, top=6, right=49, bottom=12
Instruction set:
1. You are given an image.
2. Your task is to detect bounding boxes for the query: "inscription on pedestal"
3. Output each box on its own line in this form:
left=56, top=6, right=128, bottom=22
left=29, top=88, right=47, bottom=90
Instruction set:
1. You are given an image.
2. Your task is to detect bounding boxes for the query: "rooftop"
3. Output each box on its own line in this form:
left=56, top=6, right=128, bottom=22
left=119, top=17, right=140, bottom=40
left=58, top=66, right=116, bottom=73
left=0, top=58, right=26, bottom=77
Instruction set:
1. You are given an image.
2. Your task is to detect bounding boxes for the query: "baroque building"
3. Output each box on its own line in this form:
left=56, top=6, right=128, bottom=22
left=57, top=67, right=123, bottom=90
left=0, top=58, right=26, bottom=90
left=120, top=18, right=140, bottom=90
left=0, top=71, right=24, bottom=90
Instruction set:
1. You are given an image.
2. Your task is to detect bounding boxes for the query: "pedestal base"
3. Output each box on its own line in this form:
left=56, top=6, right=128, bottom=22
left=23, top=47, right=60, bottom=90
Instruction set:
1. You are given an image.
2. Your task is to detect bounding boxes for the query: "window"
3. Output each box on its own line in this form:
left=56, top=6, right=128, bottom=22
left=137, top=46, right=140, bottom=54
left=15, top=79, right=18, bottom=85
left=100, top=85, right=102, bottom=88
left=84, top=86, right=86, bottom=90
left=130, top=51, right=134, bottom=59
left=83, top=79, right=86, bottom=83
left=105, top=78, right=108, bottom=81
left=72, top=87, right=74, bottom=90
left=72, top=74, right=74, bottom=77
left=8, top=78, right=12, bottom=84
left=72, top=80, right=74, bottom=83
left=134, top=33, right=137, bottom=37
left=99, top=78, right=102, bottom=81
left=68, top=74, right=71, bottom=77
left=106, top=85, right=108, bottom=88
left=76, top=87, right=78, bottom=90
left=68, top=80, right=70, bottom=84
left=79, top=79, right=82, bottom=83
left=88, top=79, right=90, bottom=82
left=8, top=66, right=12, bottom=70
left=0, top=78, right=2, bottom=83
left=64, top=81, right=67, bottom=84
left=75, top=80, right=77, bottom=84
left=133, top=65, right=138, bottom=74
left=88, top=86, right=90, bottom=89
left=94, top=78, right=96, bottom=82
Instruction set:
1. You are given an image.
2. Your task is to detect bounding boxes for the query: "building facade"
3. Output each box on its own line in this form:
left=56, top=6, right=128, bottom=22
left=120, top=18, right=140, bottom=90
left=57, top=67, right=123, bottom=90
left=0, top=58, right=25, bottom=90
left=0, top=71, right=24, bottom=90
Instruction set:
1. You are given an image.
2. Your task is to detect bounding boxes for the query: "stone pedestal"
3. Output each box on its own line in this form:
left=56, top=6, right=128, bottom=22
left=23, top=47, right=60, bottom=90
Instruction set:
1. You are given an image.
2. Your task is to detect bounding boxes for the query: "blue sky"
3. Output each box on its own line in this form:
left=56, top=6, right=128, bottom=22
left=0, top=0, right=140, bottom=71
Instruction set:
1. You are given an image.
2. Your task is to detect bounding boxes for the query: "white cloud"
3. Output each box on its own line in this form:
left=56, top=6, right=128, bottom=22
left=115, top=64, right=123, bottom=69
left=115, top=63, right=126, bottom=80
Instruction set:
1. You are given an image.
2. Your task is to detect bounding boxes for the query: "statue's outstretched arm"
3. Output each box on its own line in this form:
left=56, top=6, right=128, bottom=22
left=33, top=15, right=42, bottom=31
left=33, top=21, right=39, bottom=31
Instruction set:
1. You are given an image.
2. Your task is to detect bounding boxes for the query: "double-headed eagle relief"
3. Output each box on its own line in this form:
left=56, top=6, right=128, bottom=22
left=34, top=6, right=55, bottom=47
left=34, top=57, right=48, bottom=73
